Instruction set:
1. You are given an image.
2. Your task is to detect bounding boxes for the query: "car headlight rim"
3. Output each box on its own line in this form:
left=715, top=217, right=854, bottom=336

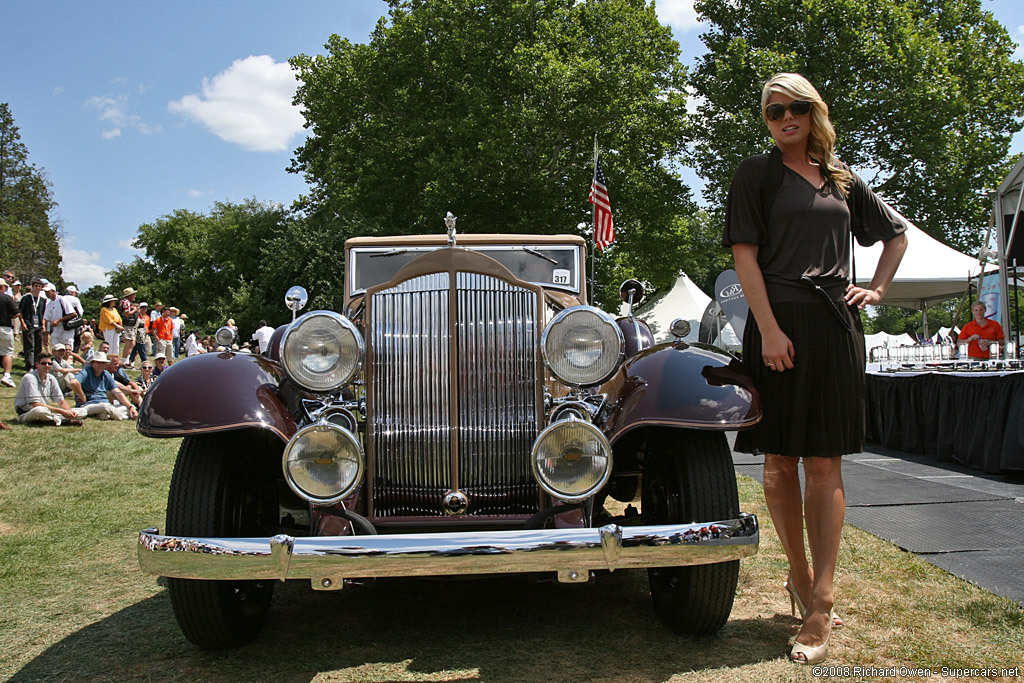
left=282, top=421, right=364, bottom=506
left=531, top=417, right=612, bottom=502
left=541, top=306, right=625, bottom=388
left=280, top=310, right=365, bottom=393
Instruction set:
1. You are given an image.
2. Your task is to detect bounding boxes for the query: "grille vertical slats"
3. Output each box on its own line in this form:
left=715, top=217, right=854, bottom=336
left=369, top=270, right=539, bottom=516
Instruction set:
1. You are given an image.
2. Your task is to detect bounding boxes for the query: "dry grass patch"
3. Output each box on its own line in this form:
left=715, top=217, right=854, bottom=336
left=1, top=414, right=1022, bottom=682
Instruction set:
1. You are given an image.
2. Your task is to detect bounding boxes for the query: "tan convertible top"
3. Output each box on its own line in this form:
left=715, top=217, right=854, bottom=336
left=345, top=234, right=586, bottom=249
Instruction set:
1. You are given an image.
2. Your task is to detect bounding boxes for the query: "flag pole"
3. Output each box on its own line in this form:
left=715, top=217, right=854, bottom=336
left=591, top=134, right=598, bottom=305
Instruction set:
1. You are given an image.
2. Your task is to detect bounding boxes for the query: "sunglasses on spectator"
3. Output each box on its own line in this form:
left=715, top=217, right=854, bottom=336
left=764, top=99, right=812, bottom=121
left=142, top=365, right=153, bottom=369
left=38, top=361, right=53, bottom=366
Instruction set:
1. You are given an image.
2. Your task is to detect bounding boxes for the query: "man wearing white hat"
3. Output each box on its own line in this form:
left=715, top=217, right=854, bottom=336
left=43, top=283, right=77, bottom=351
left=73, top=351, right=137, bottom=420
left=64, top=285, right=85, bottom=352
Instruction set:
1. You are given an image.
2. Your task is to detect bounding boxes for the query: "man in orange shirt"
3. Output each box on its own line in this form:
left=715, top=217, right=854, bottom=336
left=960, top=300, right=1005, bottom=359
left=151, top=307, right=174, bottom=361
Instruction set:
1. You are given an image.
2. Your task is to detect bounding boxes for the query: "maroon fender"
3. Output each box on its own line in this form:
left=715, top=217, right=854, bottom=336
left=137, top=352, right=298, bottom=442
left=615, top=316, right=655, bottom=358
left=601, top=341, right=760, bottom=444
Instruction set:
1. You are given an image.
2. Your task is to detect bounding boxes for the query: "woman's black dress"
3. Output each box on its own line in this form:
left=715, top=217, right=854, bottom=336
left=722, top=151, right=906, bottom=458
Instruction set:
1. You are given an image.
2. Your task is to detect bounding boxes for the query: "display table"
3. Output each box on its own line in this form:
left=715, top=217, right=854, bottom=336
left=864, top=369, right=1024, bottom=473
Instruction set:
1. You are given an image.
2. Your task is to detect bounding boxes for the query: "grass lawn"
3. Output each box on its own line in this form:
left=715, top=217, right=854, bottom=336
left=1, top=365, right=1022, bottom=682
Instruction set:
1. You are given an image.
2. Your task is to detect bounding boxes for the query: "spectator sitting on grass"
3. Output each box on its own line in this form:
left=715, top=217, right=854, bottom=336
left=137, top=361, right=156, bottom=394
left=74, top=352, right=138, bottom=420
left=78, top=329, right=95, bottom=364
left=50, top=343, right=87, bottom=404
left=152, top=353, right=168, bottom=377
left=14, top=352, right=84, bottom=426
left=106, top=353, right=143, bottom=406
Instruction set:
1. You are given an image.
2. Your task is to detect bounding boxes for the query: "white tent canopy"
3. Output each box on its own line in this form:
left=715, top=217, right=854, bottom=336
left=854, top=212, right=979, bottom=309
left=624, top=273, right=740, bottom=349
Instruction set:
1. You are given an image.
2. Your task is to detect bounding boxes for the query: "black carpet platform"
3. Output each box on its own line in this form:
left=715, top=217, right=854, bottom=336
left=730, top=442, right=1024, bottom=606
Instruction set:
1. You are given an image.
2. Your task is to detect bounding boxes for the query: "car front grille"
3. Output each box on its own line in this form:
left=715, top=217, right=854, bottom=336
left=367, top=271, right=541, bottom=516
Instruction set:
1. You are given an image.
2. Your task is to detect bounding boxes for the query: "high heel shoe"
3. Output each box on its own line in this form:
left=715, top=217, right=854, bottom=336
left=784, top=581, right=843, bottom=628
left=790, top=627, right=830, bottom=665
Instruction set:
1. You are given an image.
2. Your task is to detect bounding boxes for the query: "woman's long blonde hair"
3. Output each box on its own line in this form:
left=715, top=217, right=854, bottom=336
left=761, top=73, right=853, bottom=196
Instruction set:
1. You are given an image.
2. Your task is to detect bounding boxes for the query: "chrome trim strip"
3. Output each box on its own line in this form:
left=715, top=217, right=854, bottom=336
left=139, top=514, right=758, bottom=581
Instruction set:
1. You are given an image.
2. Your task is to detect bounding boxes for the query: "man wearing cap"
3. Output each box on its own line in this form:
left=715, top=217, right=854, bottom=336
left=152, top=353, right=168, bottom=377
left=43, top=283, right=77, bottom=352
left=64, top=285, right=85, bottom=352
left=119, top=287, right=140, bottom=362
left=19, top=279, right=46, bottom=370
left=0, top=279, right=20, bottom=387
left=74, top=351, right=137, bottom=420
left=50, top=343, right=87, bottom=403
left=15, top=352, right=85, bottom=426
left=128, top=301, right=150, bottom=367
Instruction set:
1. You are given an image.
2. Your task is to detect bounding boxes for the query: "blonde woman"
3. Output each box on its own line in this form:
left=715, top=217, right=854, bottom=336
left=722, top=73, right=908, bottom=664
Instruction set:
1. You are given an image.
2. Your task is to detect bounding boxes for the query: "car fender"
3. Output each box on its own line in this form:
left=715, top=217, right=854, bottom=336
left=601, top=341, right=760, bottom=445
left=137, top=352, right=299, bottom=442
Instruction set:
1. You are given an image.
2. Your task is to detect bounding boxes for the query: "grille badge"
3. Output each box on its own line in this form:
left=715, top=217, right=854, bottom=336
left=443, top=490, right=470, bottom=516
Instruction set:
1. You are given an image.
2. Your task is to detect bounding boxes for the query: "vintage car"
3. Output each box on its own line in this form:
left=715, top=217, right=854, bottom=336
left=136, top=219, right=761, bottom=649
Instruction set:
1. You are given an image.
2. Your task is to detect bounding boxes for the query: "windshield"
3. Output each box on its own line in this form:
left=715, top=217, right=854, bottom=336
left=350, top=245, right=581, bottom=296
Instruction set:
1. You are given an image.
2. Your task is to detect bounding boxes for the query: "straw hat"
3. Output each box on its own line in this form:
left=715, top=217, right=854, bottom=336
left=101, top=294, right=116, bottom=304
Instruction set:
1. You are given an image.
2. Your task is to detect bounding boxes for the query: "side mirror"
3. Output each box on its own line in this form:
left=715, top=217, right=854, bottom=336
left=285, top=286, right=308, bottom=321
left=618, top=279, right=645, bottom=317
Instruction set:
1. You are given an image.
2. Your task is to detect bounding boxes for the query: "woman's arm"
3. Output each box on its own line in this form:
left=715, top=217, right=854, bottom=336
left=845, top=233, right=908, bottom=308
left=732, top=243, right=795, bottom=371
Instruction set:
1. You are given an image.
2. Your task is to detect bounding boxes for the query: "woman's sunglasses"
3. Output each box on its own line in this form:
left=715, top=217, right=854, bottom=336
left=764, top=100, right=812, bottom=121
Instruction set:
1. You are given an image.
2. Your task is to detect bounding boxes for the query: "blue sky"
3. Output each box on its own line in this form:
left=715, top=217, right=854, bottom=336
left=2, top=0, right=1023, bottom=290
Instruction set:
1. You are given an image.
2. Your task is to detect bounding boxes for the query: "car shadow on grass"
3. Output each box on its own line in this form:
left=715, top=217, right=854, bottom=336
left=12, top=569, right=794, bottom=682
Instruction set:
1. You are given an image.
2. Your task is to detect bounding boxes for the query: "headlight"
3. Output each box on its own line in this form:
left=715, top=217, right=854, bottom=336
left=531, top=417, right=612, bottom=501
left=283, top=422, right=364, bottom=505
left=215, top=326, right=236, bottom=347
left=541, top=306, right=624, bottom=387
left=281, top=310, right=364, bottom=393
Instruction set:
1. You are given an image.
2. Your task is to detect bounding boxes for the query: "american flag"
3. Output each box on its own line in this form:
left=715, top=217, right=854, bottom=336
left=589, top=155, right=615, bottom=251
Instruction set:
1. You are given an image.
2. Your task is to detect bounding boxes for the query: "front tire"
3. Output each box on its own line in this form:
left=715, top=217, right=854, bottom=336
left=165, top=433, right=279, bottom=649
left=642, top=429, right=740, bottom=635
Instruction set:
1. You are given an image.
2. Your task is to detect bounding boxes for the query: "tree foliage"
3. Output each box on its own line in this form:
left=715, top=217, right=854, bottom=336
left=289, top=0, right=694, bottom=308
left=688, top=0, right=1024, bottom=252
left=104, top=199, right=304, bottom=338
left=0, top=102, right=62, bottom=285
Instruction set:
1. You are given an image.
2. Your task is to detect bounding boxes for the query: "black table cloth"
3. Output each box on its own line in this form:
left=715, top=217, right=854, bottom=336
left=865, top=371, right=1024, bottom=473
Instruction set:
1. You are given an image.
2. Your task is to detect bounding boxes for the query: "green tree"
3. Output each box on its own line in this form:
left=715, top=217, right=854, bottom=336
left=0, top=102, right=62, bottom=284
left=290, top=0, right=694, bottom=309
left=688, top=0, right=1024, bottom=252
left=106, top=199, right=300, bottom=337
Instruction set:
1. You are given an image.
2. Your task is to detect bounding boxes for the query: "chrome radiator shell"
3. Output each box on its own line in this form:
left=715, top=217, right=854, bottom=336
left=365, top=257, right=544, bottom=517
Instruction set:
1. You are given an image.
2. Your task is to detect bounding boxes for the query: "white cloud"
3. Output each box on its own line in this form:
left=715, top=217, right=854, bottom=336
left=187, top=189, right=209, bottom=198
left=52, top=86, right=64, bottom=96
left=168, top=55, right=305, bottom=152
left=86, top=93, right=160, bottom=139
left=60, top=238, right=109, bottom=290
left=1014, top=25, right=1024, bottom=61
left=656, top=0, right=702, bottom=32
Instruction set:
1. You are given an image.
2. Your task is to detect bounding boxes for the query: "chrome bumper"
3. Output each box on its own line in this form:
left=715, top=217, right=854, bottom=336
left=139, top=514, right=757, bottom=588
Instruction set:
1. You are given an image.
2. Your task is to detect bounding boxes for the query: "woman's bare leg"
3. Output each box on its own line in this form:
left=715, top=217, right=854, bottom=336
left=796, top=455, right=845, bottom=648
left=763, top=453, right=813, bottom=607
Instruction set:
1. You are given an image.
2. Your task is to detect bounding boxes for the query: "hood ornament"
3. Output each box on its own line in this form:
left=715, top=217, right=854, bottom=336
left=445, top=211, right=457, bottom=246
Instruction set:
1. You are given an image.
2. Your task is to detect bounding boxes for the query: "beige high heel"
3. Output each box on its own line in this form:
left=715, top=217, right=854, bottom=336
left=790, top=627, right=830, bottom=665
left=784, top=581, right=843, bottom=628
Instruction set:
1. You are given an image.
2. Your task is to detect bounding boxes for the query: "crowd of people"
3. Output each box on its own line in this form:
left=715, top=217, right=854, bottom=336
left=1, top=269, right=265, bottom=430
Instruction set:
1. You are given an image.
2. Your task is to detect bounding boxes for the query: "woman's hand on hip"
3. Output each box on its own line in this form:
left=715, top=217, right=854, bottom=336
left=845, top=284, right=880, bottom=309
left=762, top=327, right=795, bottom=372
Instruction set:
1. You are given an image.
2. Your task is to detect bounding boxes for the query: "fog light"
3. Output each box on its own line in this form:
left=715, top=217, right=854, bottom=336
left=283, top=422, right=363, bottom=505
left=531, top=417, right=612, bottom=501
